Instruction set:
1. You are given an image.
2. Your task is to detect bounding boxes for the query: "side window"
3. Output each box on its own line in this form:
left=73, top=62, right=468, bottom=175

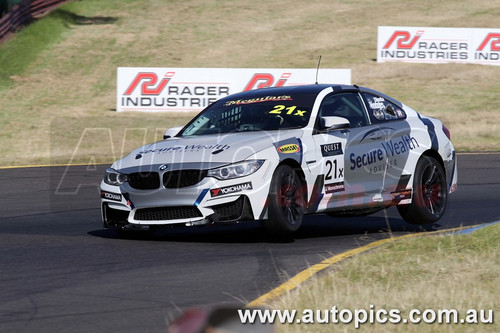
left=318, top=92, right=370, bottom=128
left=362, top=93, right=406, bottom=123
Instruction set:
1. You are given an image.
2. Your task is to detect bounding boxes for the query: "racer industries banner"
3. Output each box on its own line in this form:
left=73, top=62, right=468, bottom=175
left=116, top=67, right=351, bottom=112
left=378, top=26, right=500, bottom=66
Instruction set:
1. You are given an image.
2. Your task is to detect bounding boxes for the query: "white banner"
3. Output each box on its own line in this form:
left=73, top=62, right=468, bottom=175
left=378, top=26, right=500, bottom=66
left=116, top=67, right=351, bottom=112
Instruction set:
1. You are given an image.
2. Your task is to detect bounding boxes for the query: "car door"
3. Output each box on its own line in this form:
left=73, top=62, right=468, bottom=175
left=360, top=91, right=415, bottom=202
left=310, top=91, right=387, bottom=212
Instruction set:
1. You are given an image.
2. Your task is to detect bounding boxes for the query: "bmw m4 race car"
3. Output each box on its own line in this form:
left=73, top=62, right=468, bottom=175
left=100, top=84, right=457, bottom=235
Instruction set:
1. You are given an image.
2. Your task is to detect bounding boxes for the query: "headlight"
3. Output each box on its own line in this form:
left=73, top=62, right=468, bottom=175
left=207, top=160, right=265, bottom=180
left=104, top=168, right=128, bottom=186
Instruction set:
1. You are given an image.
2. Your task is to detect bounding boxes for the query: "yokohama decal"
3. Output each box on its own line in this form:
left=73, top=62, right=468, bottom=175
left=101, top=191, right=122, bottom=202
left=210, top=182, right=253, bottom=197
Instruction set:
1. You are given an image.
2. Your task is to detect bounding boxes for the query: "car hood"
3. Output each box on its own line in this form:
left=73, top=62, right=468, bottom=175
left=112, top=130, right=303, bottom=172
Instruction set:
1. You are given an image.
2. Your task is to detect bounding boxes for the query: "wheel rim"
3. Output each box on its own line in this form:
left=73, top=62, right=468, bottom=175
left=420, top=163, right=446, bottom=216
left=278, top=171, right=304, bottom=226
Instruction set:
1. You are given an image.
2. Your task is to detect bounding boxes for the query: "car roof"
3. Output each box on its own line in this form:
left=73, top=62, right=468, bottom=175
left=218, top=84, right=403, bottom=107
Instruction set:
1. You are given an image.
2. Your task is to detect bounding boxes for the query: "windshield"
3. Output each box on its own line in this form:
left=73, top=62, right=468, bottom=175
left=179, top=92, right=315, bottom=136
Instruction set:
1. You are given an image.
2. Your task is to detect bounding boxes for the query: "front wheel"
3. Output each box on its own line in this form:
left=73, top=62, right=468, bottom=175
left=398, top=156, right=448, bottom=224
left=263, top=165, right=306, bottom=234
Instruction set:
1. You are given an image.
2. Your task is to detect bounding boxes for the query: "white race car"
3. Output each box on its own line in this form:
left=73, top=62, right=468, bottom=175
left=100, top=84, right=457, bottom=235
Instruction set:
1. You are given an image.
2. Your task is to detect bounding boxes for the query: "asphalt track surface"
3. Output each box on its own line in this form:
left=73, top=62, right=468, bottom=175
left=0, top=153, right=499, bottom=332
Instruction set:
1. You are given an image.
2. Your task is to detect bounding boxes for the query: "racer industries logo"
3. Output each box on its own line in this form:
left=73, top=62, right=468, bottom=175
left=124, top=72, right=175, bottom=95
left=381, top=29, right=469, bottom=61
left=475, top=33, right=500, bottom=61
left=383, top=30, right=424, bottom=49
left=477, top=33, right=500, bottom=51
left=120, top=71, right=229, bottom=109
left=244, top=73, right=291, bottom=91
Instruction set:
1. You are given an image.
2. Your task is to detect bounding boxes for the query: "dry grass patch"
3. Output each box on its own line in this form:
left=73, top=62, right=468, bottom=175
left=0, top=0, right=499, bottom=166
left=270, top=224, right=500, bottom=332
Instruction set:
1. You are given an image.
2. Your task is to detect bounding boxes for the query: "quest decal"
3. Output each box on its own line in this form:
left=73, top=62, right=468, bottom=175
left=320, top=143, right=343, bottom=157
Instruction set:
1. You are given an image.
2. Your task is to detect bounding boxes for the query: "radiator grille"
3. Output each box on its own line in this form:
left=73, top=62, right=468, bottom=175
left=163, top=170, right=207, bottom=188
left=134, top=206, right=202, bottom=221
left=128, top=172, right=160, bottom=190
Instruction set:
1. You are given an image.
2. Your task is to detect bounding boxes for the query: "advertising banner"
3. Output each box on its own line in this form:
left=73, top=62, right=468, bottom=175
left=378, top=26, right=500, bottom=66
left=116, top=67, right=351, bottom=112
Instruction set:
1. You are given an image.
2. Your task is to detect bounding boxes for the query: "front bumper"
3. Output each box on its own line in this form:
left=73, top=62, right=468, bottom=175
left=101, top=195, right=254, bottom=230
left=99, top=163, right=273, bottom=229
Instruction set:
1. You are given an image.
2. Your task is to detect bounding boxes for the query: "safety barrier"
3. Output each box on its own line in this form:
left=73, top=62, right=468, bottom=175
left=0, top=0, right=71, bottom=43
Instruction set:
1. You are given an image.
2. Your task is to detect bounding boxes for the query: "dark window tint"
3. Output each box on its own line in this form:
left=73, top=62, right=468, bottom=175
left=318, top=92, right=370, bottom=128
left=362, top=93, right=406, bottom=123
left=180, top=93, right=316, bottom=136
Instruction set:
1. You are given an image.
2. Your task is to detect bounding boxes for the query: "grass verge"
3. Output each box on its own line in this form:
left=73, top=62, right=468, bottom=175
left=269, top=223, right=499, bottom=332
left=0, top=0, right=499, bottom=166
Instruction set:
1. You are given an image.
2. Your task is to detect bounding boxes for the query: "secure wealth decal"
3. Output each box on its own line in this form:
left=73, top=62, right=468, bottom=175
left=116, top=68, right=351, bottom=112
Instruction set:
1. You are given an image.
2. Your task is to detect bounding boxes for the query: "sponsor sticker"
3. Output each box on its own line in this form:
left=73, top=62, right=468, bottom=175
left=210, top=182, right=253, bottom=197
left=277, top=144, right=300, bottom=154
left=391, top=189, right=412, bottom=201
left=101, top=191, right=122, bottom=202
left=350, top=134, right=419, bottom=172
left=139, top=144, right=230, bottom=155
left=325, top=182, right=345, bottom=194
left=224, top=95, right=292, bottom=106
left=268, top=104, right=307, bottom=117
left=320, top=143, right=343, bottom=157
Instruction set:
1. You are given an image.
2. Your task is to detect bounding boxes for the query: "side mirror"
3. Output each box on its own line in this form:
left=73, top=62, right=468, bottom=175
left=320, top=116, right=350, bottom=131
left=163, top=126, right=183, bottom=139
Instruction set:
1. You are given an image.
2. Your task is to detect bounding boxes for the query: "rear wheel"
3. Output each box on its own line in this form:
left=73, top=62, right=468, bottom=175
left=398, top=156, right=448, bottom=224
left=264, top=165, right=306, bottom=234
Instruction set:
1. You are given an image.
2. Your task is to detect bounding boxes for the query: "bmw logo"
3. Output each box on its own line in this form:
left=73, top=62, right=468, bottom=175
left=159, top=164, right=168, bottom=171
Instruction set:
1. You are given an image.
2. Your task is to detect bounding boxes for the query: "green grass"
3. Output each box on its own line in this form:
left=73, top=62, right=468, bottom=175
left=270, top=224, right=500, bottom=332
left=0, top=0, right=499, bottom=166
left=0, top=11, right=68, bottom=88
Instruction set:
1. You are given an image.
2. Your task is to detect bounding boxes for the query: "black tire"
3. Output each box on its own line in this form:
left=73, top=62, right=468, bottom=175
left=398, top=156, right=448, bottom=224
left=264, top=165, right=306, bottom=234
